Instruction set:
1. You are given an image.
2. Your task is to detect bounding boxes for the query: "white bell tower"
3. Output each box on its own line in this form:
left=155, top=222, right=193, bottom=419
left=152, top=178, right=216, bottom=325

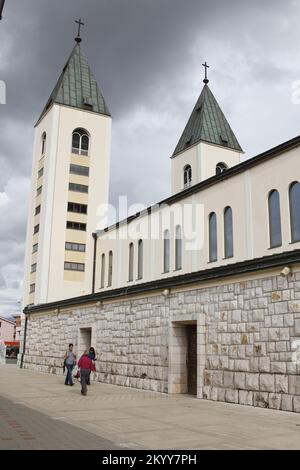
left=171, top=65, right=243, bottom=194
left=23, top=31, right=112, bottom=307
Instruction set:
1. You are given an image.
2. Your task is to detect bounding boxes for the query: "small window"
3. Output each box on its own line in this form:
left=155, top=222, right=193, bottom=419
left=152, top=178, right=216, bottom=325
left=35, top=205, right=41, bottom=216
left=41, top=133, right=46, bottom=157
left=38, top=168, right=44, bottom=179
left=33, top=224, right=39, bottom=235
left=185, top=136, right=192, bottom=147
left=29, top=284, right=35, bottom=294
left=65, top=242, right=86, bottom=252
left=36, top=186, right=42, bottom=197
left=220, top=134, right=228, bottom=145
left=175, top=225, right=182, bottom=270
left=70, top=164, right=89, bottom=177
left=216, top=162, right=228, bottom=176
left=129, top=243, right=134, bottom=282
left=64, top=262, right=85, bottom=272
left=72, top=128, right=90, bottom=156
left=31, top=263, right=37, bottom=273
left=32, top=243, right=38, bottom=253
left=66, top=221, right=86, bottom=231
left=69, top=182, right=89, bottom=194
left=67, top=202, right=88, bottom=214
left=183, top=165, right=192, bottom=189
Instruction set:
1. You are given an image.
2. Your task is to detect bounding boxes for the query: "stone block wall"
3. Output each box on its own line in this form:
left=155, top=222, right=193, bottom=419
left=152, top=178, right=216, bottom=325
left=197, top=271, right=300, bottom=412
left=22, top=296, right=169, bottom=393
left=21, top=267, right=300, bottom=412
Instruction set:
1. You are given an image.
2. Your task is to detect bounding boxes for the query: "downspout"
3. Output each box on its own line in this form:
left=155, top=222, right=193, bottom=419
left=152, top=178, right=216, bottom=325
left=92, top=233, right=98, bottom=294
left=20, top=314, right=28, bottom=369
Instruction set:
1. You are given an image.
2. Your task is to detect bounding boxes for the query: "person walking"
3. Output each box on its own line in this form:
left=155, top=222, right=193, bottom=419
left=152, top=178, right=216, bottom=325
left=87, top=347, right=96, bottom=385
left=63, top=343, right=76, bottom=386
left=78, top=350, right=96, bottom=396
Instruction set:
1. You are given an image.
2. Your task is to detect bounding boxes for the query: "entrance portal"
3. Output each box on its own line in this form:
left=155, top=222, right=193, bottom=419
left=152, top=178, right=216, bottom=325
left=168, top=320, right=198, bottom=396
left=78, top=327, right=92, bottom=357
left=186, top=325, right=197, bottom=395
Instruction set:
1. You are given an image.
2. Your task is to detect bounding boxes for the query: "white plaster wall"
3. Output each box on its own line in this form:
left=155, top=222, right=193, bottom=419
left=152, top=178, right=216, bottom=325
left=171, top=141, right=241, bottom=195
left=96, top=146, right=300, bottom=292
left=23, top=104, right=111, bottom=307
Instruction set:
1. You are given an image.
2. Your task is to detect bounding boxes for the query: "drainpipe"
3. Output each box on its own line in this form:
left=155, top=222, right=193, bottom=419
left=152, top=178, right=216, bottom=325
left=92, top=233, right=98, bottom=294
left=20, top=314, right=28, bottom=369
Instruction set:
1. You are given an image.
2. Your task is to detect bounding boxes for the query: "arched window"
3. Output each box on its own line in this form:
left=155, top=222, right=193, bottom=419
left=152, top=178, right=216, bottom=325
left=209, top=212, right=218, bottom=262
left=100, top=254, right=105, bottom=288
left=175, top=225, right=182, bottom=270
left=183, top=165, right=192, bottom=188
left=289, top=182, right=300, bottom=243
left=128, top=243, right=134, bottom=282
left=224, top=207, right=234, bottom=259
left=268, top=190, right=282, bottom=248
left=108, top=251, right=113, bottom=287
left=216, top=162, right=228, bottom=176
left=163, top=230, right=170, bottom=273
left=72, top=128, right=90, bottom=156
left=138, top=240, right=143, bottom=280
left=41, top=132, right=46, bottom=156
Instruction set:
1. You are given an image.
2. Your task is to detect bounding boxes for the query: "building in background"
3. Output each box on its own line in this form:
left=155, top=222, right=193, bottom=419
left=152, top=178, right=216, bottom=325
left=0, top=316, right=15, bottom=343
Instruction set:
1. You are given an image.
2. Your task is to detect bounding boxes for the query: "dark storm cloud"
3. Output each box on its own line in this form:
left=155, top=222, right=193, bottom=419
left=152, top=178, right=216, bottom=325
left=1, top=0, right=300, bottom=315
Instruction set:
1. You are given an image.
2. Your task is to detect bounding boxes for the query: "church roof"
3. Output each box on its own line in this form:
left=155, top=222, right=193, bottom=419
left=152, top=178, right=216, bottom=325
left=37, top=43, right=111, bottom=124
left=172, top=84, right=243, bottom=157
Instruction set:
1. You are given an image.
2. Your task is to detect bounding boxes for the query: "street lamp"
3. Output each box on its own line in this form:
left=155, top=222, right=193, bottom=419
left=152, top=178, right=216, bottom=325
left=0, top=0, right=5, bottom=20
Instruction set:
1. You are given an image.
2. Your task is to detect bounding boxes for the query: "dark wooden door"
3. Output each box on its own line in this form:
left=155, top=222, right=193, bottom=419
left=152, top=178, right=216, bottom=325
left=187, top=325, right=197, bottom=395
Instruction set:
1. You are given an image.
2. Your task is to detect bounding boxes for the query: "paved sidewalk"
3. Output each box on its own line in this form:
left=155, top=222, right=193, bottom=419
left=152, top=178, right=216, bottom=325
left=0, top=396, right=120, bottom=450
left=1, top=364, right=300, bottom=449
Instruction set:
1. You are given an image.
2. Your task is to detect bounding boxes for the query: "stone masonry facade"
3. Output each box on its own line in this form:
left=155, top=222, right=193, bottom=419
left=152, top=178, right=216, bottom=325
left=21, top=266, right=300, bottom=413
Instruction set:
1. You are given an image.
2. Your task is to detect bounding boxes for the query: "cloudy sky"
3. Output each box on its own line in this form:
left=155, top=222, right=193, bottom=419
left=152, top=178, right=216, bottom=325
left=1, top=0, right=300, bottom=317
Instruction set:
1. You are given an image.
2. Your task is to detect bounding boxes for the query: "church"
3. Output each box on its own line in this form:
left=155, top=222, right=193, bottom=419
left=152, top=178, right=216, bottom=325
left=20, top=29, right=300, bottom=413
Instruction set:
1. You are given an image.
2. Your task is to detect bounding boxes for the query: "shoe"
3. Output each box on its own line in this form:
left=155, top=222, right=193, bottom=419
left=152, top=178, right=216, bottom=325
left=70, top=383, right=74, bottom=386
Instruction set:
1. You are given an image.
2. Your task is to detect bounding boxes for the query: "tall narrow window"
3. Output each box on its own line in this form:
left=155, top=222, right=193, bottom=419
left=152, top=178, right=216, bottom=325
left=129, top=243, right=134, bottom=281
left=183, top=165, right=192, bottom=189
left=268, top=190, right=282, bottom=248
left=138, top=240, right=143, bottom=280
left=41, top=132, right=46, bottom=157
left=72, top=128, right=90, bottom=156
left=163, top=230, right=170, bottom=273
left=108, top=251, right=113, bottom=287
left=175, top=225, right=182, bottom=270
left=100, top=254, right=105, bottom=289
left=209, top=212, right=218, bottom=262
left=224, top=206, right=234, bottom=259
left=289, top=182, right=300, bottom=243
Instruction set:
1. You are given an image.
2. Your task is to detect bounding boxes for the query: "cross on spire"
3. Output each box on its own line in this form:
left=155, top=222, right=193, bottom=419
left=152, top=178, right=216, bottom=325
left=75, top=18, right=85, bottom=43
left=202, top=61, right=210, bottom=84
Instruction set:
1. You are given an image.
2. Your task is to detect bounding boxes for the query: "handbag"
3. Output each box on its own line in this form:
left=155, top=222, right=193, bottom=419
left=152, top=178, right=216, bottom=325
left=73, top=367, right=80, bottom=379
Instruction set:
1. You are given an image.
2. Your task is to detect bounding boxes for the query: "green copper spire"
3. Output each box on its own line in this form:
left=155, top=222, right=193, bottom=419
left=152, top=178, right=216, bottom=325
left=37, top=43, right=111, bottom=124
left=173, top=84, right=243, bottom=157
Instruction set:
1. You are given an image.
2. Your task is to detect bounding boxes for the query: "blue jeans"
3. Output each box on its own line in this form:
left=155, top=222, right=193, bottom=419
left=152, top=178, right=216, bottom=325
left=65, top=364, right=74, bottom=385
